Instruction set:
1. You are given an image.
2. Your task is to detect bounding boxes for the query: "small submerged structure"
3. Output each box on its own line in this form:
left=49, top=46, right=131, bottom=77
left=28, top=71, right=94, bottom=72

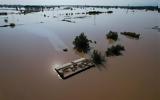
left=55, top=58, right=95, bottom=79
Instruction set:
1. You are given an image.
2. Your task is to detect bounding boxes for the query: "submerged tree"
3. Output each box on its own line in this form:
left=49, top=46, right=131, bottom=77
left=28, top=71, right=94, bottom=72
left=73, top=33, right=90, bottom=53
left=106, top=44, right=125, bottom=57
left=91, top=50, right=105, bottom=64
left=106, top=31, right=118, bottom=41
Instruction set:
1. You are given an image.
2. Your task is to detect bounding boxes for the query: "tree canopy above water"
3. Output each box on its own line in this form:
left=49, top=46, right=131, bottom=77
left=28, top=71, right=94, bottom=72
left=73, top=33, right=90, bottom=53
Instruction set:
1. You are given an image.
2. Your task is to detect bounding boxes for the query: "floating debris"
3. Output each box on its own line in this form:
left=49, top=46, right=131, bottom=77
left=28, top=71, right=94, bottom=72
left=63, top=48, right=68, bottom=52
left=54, top=58, right=95, bottom=79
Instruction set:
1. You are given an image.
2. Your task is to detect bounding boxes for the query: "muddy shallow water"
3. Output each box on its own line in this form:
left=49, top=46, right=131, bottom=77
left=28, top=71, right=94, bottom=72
left=0, top=8, right=160, bottom=100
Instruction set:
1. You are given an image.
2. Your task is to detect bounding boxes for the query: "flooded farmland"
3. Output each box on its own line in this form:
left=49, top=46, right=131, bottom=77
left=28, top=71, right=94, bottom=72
left=0, top=6, right=160, bottom=100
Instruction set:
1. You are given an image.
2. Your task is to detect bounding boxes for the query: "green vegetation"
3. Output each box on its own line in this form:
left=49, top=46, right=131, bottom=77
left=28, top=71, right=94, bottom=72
left=106, top=31, right=118, bottom=41
left=106, top=44, right=125, bottom=57
left=121, top=32, right=140, bottom=39
left=91, top=50, right=105, bottom=64
left=73, top=33, right=90, bottom=53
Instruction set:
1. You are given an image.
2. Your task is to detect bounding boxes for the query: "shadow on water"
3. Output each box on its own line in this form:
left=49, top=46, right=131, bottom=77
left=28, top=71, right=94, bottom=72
left=95, top=62, right=108, bottom=71
left=107, top=39, right=117, bottom=44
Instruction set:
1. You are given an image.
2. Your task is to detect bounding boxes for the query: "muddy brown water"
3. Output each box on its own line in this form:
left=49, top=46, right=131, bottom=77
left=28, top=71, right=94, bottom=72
left=0, top=8, right=160, bottom=100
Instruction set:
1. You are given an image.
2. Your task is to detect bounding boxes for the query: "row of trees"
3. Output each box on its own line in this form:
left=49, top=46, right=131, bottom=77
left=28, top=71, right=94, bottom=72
left=72, top=32, right=126, bottom=65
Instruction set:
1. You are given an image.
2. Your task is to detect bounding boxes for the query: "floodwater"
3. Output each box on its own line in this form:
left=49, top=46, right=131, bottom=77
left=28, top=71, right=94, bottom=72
left=0, top=7, right=160, bottom=100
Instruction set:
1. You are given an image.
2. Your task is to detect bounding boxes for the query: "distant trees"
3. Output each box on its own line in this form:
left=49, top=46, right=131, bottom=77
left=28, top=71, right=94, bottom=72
left=107, top=11, right=113, bottom=13
left=86, top=11, right=103, bottom=15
